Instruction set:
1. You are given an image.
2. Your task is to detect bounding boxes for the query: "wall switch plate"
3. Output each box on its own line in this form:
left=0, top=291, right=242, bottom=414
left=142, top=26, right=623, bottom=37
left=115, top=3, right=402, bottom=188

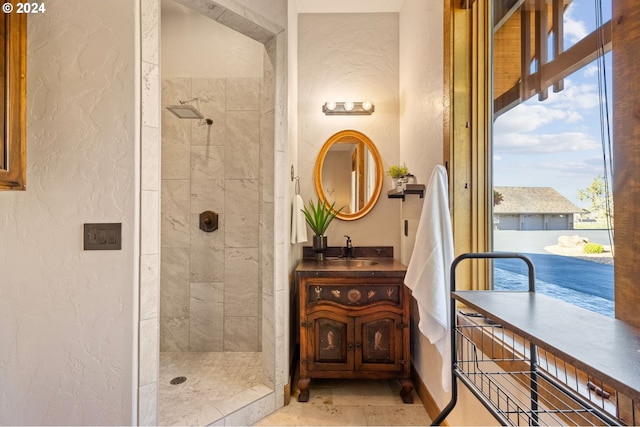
left=84, top=223, right=122, bottom=250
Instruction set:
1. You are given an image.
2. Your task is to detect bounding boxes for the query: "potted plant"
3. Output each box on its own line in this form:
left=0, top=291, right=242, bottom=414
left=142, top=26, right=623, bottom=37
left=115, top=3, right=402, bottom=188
left=302, top=199, right=343, bottom=261
left=387, top=164, right=409, bottom=189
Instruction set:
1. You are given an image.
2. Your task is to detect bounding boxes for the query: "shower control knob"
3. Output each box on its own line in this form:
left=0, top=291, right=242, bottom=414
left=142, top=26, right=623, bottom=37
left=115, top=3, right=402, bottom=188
left=199, top=211, right=218, bottom=232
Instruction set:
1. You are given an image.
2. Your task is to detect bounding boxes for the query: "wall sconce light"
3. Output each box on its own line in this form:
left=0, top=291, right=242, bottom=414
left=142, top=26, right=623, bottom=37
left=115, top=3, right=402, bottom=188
left=322, top=101, right=375, bottom=115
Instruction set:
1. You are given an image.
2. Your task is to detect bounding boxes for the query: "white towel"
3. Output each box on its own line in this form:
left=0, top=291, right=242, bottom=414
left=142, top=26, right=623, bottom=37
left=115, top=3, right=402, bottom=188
left=291, top=194, right=308, bottom=244
left=404, top=165, right=454, bottom=392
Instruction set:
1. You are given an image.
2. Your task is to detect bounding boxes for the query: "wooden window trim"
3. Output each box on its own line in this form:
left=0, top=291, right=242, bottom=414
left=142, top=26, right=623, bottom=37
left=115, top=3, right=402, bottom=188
left=0, top=10, right=27, bottom=191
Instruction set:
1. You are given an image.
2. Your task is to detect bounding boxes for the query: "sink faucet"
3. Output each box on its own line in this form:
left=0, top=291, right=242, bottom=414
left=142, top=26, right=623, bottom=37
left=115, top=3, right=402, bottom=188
left=343, top=235, right=353, bottom=259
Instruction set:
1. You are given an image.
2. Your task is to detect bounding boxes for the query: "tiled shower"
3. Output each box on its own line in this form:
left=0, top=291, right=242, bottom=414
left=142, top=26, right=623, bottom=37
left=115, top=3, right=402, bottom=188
left=162, top=77, right=254, bottom=351
left=157, top=19, right=277, bottom=422
left=160, top=75, right=273, bottom=352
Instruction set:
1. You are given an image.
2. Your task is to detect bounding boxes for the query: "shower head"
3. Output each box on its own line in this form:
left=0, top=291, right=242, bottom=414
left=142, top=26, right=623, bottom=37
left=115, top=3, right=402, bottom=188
left=166, top=104, right=205, bottom=120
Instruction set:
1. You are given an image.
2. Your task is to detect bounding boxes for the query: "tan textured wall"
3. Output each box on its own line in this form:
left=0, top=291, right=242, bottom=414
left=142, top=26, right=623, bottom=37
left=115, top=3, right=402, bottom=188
left=297, top=12, right=401, bottom=253
left=0, top=1, right=137, bottom=424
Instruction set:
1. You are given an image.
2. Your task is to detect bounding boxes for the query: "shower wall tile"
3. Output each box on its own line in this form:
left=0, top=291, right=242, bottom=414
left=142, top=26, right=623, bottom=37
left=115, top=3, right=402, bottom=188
left=191, top=78, right=226, bottom=146
left=190, top=146, right=225, bottom=214
left=260, top=203, right=274, bottom=298
left=225, top=392, right=280, bottom=426
left=226, top=178, right=259, bottom=213
left=142, top=125, right=160, bottom=191
left=226, top=78, right=260, bottom=111
left=161, top=247, right=190, bottom=318
left=141, top=190, right=160, bottom=255
left=160, top=316, right=189, bottom=351
left=140, top=254, right=159, bottom=320
left=260, top=110, right=275, bottom=203
left=226, top=111, right=260, bottom=145
left=273, top=242, right=285, bottom=293
left=273, top=150, right=287, bottom=200
left=162, top=110, right=191, bottom=143
left=142, top=62, right=159, bottom=128
left=261, top=40, right=276, bottom=114
left=190, top=247, right=225, bottom=283
left=161, top=77, right=191, bottom=107
left=192, top=78, right=226, bottom=115
left=161, top=75, right=273, bottom=355
left=141, top=0, right=159, bottom=65
left=138, top=382, right=157, bottom=426
left=225, top=179, right=259, bottom=247
left=224, top=316, right=259, bottom=351
left=261, top=292, right=275, bottom=387
left=191, top=116, right=225, bottom=147
left=161, top=180, right=191, bottom=247
left=139, top=318, right=158, bottom=386
left=226, top=142, right=260, bottom=180
left=224, top=247, right=259, bottom=317
left=190, top=282, right=224, bottom=351
left=161, top=132, right=191, bottom=180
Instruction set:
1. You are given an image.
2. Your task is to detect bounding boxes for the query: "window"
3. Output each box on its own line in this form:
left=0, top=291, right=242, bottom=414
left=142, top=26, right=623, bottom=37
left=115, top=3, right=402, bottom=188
left=491, top=0, right=614, bottom=315
left=0, top=11, right=27, bottom=190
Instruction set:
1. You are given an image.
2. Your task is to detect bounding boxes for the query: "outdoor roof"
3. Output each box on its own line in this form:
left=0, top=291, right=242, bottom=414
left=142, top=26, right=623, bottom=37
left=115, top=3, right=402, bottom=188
left=493, top=187, right=584, bottom=214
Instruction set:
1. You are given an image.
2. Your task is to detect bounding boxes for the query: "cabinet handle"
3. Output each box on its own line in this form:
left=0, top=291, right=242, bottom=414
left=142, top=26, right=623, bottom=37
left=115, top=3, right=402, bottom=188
left=355, top=343, right=362, bottom=349
left=348, top=343, right=354, bottom=350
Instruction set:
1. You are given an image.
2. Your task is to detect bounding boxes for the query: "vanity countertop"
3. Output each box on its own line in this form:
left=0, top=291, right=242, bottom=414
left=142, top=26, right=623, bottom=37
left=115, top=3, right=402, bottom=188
left=295, top=257, right=408, bottom=278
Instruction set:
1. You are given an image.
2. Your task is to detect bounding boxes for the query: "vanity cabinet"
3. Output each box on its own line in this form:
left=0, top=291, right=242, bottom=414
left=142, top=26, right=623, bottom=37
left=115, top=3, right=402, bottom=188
left=295, top=259, right=413, bottom=403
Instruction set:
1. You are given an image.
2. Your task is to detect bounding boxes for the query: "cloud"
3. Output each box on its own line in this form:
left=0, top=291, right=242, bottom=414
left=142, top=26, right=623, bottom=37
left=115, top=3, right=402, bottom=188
left=564, top=3, right=589, bottom=44
left=535, top=159, right=604, bottom=178
left=545, top=80, right=601, bottom=110
left=494, top=78, right=601, bottom=136
left=494, top=104, right=571, bottom=134
left=494, top=131, right=599, bottom=154
left=583, top=65, right=598, bottom=77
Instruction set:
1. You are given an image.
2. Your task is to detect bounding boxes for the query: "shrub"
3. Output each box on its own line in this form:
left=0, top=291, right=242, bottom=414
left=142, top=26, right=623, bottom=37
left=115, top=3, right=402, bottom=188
left=583, top=243, right=604, bottom=254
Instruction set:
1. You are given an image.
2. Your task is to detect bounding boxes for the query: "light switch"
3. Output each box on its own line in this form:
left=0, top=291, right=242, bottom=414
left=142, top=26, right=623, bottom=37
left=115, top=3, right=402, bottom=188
left=84, top=223, right=122, bottom=250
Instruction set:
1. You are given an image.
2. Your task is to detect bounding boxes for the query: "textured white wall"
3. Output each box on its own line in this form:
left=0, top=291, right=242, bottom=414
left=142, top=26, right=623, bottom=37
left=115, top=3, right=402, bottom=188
left=161, top=4, right=264, bottom=78
left=398, top=2, right=496, bottom=424
left=398, top=0, right=449, bottom=411
left=297, top=12, right=401, bottom=252
left=0, top=0, right=137, bottom=425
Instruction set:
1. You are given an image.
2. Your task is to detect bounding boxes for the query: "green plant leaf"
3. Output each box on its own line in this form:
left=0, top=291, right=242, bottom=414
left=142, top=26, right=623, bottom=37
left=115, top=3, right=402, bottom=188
left=301, top=199, right=343, bottom=235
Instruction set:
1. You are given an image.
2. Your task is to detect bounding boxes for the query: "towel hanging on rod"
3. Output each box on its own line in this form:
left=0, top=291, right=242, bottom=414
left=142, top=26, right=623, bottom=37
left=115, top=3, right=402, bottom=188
left=291, top=165, right=307, bottom=243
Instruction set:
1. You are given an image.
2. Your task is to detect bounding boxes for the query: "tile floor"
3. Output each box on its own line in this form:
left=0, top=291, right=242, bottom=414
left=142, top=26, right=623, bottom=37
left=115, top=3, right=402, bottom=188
left=159, top=351, right=269, bottom=426
left=254, top=378, right=432, bottom=426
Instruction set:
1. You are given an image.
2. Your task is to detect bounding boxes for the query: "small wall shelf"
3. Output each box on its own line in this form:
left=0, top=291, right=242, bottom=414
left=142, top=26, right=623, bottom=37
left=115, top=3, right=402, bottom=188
left=387, top=184, right=425, bottom=200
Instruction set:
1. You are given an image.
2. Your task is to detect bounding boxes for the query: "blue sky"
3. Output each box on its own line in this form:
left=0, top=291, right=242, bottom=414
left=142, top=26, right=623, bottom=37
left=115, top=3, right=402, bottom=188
left=493, top=0, right=613, bottom=208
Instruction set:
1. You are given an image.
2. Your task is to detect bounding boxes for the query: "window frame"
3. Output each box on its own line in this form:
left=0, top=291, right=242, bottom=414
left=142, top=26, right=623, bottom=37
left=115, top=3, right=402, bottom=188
left=0, top=10, right=27, bottom=191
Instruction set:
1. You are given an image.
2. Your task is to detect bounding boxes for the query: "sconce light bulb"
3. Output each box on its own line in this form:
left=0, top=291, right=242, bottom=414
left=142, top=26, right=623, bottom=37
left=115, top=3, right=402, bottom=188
left=325, top=101, right=336, bottom=111
left=344, top=101, right=354, bottom=112
left=362, top=101, right=372, bottom=111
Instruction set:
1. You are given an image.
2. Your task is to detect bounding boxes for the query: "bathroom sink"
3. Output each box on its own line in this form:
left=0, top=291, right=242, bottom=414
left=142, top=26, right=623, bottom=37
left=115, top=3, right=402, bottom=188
left=325, top=258, right=379, bottom=267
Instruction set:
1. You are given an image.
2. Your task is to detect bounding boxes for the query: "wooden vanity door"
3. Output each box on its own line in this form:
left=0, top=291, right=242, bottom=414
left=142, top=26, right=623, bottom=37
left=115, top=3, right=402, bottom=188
left=305, top=310, right=354, bottom=371
left=355, top=312, right=404, bottom=372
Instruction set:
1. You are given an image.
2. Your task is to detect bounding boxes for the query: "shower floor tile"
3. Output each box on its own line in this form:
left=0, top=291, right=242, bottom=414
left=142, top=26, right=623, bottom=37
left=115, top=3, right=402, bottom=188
left=159, top=351, right=264, bottom=426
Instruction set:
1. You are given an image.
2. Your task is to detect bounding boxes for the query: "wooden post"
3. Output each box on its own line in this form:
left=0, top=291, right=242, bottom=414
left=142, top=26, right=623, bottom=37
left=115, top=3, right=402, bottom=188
left=613, top=0, right=640, bottom=328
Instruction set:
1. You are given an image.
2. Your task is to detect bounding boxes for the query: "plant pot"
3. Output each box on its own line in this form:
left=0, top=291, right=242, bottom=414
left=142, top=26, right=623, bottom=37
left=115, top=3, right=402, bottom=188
left=313, top=235, right=328, bottom=261
left=390, top=177, right=404, bottom=191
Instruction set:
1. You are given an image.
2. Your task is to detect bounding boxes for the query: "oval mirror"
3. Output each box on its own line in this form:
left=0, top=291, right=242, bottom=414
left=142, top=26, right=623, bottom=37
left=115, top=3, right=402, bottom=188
left=314, top=130, right=383, bottom=221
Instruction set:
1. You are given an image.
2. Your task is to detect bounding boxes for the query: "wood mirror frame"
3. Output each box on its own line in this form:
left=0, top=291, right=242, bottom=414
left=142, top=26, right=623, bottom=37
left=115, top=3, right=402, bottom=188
left=0, top=11, right=27, bottom=190
left=314, top=129, right=383, bottom=221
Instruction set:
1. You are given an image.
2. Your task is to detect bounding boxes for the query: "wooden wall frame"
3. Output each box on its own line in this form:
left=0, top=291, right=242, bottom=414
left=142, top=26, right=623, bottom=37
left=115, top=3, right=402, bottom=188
left=0, top=10, right=27, bottom=190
